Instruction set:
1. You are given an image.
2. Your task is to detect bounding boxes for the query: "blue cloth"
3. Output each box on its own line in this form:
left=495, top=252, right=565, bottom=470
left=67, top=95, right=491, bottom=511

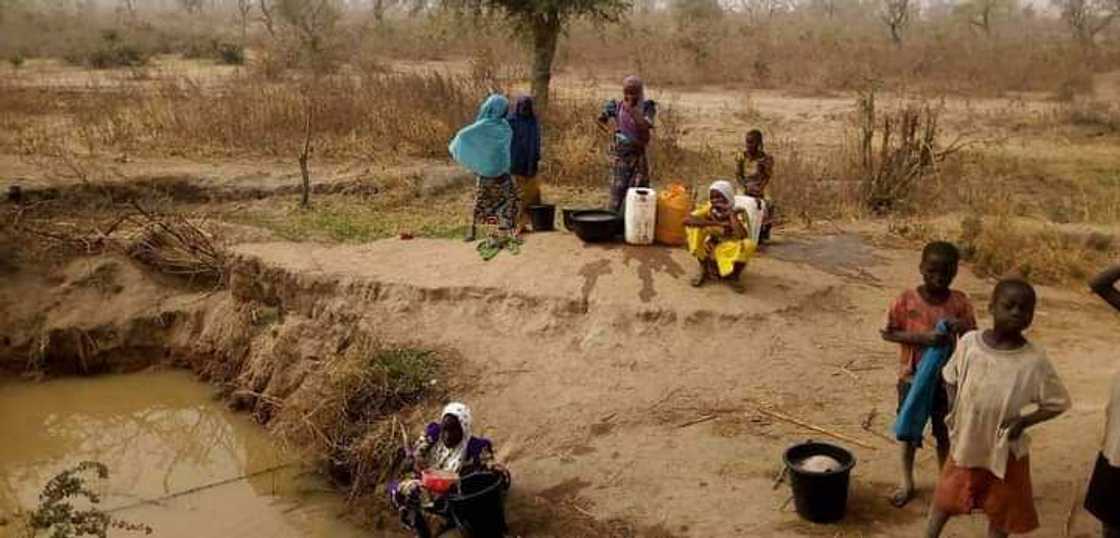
left=507, top=96, right=540, bottom=177
left=893, top=319, right=953, bottom=445
left=449, top=94, right=513, bottom=178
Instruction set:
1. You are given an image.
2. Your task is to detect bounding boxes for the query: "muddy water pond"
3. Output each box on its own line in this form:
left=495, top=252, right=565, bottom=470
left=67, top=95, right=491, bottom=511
left=0, top=369, right=372, bottom=537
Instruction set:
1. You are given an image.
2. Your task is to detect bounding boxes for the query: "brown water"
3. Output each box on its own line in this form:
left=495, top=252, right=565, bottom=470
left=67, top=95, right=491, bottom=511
left=0, top=370, right=373, bottom=537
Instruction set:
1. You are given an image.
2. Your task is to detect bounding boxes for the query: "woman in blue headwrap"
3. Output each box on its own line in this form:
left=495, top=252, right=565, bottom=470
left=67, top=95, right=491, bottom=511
left=451, top=94, right=519, bottom=242
left=508, top=95, right=542, bottom=234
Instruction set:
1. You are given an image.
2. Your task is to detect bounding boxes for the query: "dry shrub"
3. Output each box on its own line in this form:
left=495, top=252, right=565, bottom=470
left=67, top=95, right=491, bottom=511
left=61, top=72, right=485, bottom=159
left=426, top=11, right=1114, bottom=96
left=270, top=337, right=443, bottom=500
left=852, top=89, right=951, bottom=215
left=1055, top=100, right=1120, bottom=133
left=9, top=198, right=226, bottom=286
left=124, top=203, right=225, bottom=286
left=958, top=209, right=1113, bottom=285
left=766, top=138, right=860, bottom=224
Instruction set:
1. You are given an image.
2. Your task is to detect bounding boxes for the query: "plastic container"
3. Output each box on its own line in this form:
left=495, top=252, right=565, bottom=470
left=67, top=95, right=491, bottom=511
left=783, top=441, right=856, bottom=524
left=421, top=469, right=459, bottom=495
left=734, top=194, right=767, bottom=245
left=624, top=187, right=657, bottom=245
left=528, top=204, right=556, bottom=232
left=448, top=471, right=508, bottom=537
left=655, top=183, right=691, bottom=246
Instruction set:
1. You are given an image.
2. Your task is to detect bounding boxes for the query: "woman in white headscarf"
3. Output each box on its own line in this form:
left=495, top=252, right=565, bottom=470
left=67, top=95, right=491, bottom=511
left=682, top=180, right=756, bottom=293
left=389, top=402, right=509, bottom=537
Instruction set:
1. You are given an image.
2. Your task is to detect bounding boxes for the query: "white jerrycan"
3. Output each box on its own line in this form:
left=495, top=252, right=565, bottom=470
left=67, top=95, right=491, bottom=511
left=734, top=194, right=767, bottom=245
left=624, top=187, right=657, bottom=245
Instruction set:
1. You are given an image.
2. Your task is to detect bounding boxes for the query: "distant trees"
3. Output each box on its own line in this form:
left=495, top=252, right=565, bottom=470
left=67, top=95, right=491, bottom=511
left=1053, top=0, right=1119, bottom=47
left=178, top=0, right=204, bottom=13
left=880, top=0, right=910, bottom=45
left=444, top=0, right=631, bottom=110
left=236, top=0, right=253, bottom=42
left=956, top=0, right=1013, bottom=35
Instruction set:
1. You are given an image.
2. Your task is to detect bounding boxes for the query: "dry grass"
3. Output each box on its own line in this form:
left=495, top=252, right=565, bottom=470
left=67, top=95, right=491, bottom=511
left=269, top=337, right=444, bottom=500
left=958, top=211, right=1115, bottom=285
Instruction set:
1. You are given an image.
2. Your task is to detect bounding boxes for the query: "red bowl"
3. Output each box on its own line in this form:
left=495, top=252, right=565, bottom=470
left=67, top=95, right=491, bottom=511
left=421, top=469, right=459, bottom=495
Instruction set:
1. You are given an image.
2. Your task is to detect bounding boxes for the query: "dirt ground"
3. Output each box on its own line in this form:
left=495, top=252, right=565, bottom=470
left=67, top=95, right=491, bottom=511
left=2, top=58, right=1120, bottom=537
left=224, top=229, right=1119, bottom=537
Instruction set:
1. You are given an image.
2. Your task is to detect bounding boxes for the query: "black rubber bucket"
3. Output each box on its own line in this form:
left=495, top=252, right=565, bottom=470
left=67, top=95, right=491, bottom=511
left=448, top=471, right=508, bottom=537
left=528, top=204, right=556, bottom=232
left=783, top=441, right=856, bottom=523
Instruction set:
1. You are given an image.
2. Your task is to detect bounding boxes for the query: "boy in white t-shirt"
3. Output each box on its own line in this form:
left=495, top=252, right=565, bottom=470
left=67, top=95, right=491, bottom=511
left=1087, top=265, right=1120, bottom=538
left=926, top=279, right=1072, bottom=538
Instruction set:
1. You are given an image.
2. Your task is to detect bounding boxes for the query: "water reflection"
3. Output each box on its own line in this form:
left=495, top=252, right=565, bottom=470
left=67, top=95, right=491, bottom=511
left=0, top=369, right=372, bottom=537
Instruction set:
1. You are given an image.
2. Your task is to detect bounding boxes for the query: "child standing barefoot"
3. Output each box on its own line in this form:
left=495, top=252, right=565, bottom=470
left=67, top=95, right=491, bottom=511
left=881, top=242, right=977, bottom=507
left=926, top=279, right=1072, bottom=538
left=1086, top=265, right=1120, bottom=538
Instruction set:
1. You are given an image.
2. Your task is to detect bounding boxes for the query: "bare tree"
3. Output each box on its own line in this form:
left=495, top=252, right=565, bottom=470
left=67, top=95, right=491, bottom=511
left=178, top=0, right=205, bottom=13
left=236, top=0, right=254, bottom=42
left=276, top=0, right=341, bottom=56
left=880, top=0, right=910, bottom=46
left=957, top=0, right=1011, bottom=35
left=119, top=0, right=138, bottom=19
left=371, top=0, right=397, bottom=21
left=733, top=0, right=791, bottom=22
left=406, top=0, right=427, bottom=16
left=259, top=0, right=278, bottom=37
left=298, top=98, right=314, bottom=208
left=1053, top=0, right=1119, bottom=47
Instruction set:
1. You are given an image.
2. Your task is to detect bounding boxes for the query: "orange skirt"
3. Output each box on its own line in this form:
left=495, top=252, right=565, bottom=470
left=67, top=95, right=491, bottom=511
left=933, top=455, right=1039, bottom=534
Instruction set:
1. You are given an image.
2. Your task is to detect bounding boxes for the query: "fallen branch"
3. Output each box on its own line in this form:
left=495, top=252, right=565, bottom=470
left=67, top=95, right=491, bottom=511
left=750, top=407, right=879, bottom=450
left=772, top=466, right=788, bottom=490
left=676, top=414, right=717, bottom=429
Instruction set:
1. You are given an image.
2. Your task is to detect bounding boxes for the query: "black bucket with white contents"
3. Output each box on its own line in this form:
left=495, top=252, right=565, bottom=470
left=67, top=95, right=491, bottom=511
left=782, top=440, right=856, bottom=523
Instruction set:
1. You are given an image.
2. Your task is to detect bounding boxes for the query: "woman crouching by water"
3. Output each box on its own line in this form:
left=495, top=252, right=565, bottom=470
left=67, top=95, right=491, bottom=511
left=683, top=180, right=757, bottom=293
left=389, top=402, right=510, bottom=538
left=452, top=94, right=520, bottom=242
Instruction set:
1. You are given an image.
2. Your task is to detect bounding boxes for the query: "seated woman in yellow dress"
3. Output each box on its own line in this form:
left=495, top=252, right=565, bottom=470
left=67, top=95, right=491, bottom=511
left=683, top=180, right=757, bottom=293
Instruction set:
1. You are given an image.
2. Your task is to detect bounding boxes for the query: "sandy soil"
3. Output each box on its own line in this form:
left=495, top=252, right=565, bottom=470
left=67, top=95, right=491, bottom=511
left=229, top=230, right=1120, bottom=537
left=3, top=58, right=1120, bottom=537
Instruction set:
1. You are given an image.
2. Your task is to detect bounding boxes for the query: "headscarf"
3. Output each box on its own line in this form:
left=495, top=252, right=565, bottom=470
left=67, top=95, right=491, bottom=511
left=507, top=95, right=541, bottom=177
left=431, top=402, right=473, bottom=472
left=617, top=76, right=650, bottom=147
left=623, top=75, right=645, bottom=102
left=513, top=95, right=534, bottom=118
left=710, top=180, right=735, bottom=205
left=449, top=95, right=513, bottom=178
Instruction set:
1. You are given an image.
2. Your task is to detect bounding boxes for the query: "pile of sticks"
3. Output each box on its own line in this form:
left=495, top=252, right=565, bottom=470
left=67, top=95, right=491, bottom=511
left=9, top=199, right=225, bottom=286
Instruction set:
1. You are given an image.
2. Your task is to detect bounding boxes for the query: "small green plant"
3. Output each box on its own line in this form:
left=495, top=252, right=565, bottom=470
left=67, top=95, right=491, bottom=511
left=25, top=461, right=152, bottom=538
left=9, top=55, right=26, bottom=69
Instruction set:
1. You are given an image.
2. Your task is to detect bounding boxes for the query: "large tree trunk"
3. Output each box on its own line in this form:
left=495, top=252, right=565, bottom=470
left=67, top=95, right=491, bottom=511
left=530, top=12, right=562, bottom=112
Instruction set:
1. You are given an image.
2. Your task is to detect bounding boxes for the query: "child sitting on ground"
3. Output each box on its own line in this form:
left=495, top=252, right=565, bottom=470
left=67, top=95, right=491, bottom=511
left=881, top=241, right=977, bottom=507
left=1086, top=265, right=1120, bottom=538
left=926, top=278, right=1072, bottom=538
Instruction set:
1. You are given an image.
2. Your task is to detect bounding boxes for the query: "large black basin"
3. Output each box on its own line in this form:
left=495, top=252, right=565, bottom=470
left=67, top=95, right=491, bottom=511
left=567, top=209, right=622, bottom=243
